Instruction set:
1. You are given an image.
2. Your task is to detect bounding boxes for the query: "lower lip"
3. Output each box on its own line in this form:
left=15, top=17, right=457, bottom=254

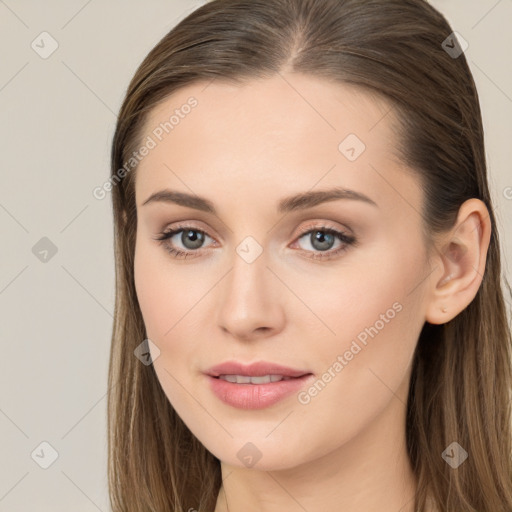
left=207, top=374, right=314, bottom=410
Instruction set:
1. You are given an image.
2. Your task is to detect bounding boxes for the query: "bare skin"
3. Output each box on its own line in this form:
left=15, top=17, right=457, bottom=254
left=132, top=73, right=491, bottom=512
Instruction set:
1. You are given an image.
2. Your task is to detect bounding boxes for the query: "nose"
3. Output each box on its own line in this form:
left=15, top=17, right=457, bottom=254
left=216, top=245, right=286, bottom=342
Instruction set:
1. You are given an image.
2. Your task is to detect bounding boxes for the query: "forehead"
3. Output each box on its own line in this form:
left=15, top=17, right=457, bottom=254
left=135, top=74, right=422, bottom=219
left=141, top=74, right=395, bottom=158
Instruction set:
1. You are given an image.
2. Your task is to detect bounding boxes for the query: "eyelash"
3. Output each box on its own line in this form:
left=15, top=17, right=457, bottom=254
left=154, top=222, right=357, bottom=261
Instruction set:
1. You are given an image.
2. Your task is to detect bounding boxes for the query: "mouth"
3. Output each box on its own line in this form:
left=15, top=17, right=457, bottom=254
left=206, top=360, right=311, bottom=379
left=214, top=374, right=307, bottom=384
left=206, top=371, right=314, bottom=410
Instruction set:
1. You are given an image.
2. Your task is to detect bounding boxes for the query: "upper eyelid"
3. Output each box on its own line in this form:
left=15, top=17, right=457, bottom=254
left=162, top=218, right=351, bottom=236
left=159, top=222, right=352, bottom=246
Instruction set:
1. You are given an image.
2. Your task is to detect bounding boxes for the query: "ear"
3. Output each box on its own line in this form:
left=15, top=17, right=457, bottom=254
left=425, top=198, right=492, bottom=325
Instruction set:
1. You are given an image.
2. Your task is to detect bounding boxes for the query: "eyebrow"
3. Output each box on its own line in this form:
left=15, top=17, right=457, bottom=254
left=141, top=186, right=378, bottom=213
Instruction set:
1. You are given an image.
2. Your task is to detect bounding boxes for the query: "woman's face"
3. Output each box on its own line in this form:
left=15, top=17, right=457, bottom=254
left=133, top=74, right=435, bottom=471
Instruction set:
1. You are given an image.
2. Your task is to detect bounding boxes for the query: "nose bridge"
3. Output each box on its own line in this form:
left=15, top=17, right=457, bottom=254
left=216, top=234, right=285, bottom=338
left=225, top=235, right=270, bottom=306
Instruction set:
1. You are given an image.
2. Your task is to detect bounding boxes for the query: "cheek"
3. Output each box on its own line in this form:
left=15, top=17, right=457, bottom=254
left=287, top=256, right=425, bottom=460
left=294, top=244, right=419, bottom=337
left=133, top=238, right=209, bottom=370
left=133, top=238, right=184, bottom=342
left=133, top=242, right=199, bottom=408
left=302, top=242, right=426, bottom=394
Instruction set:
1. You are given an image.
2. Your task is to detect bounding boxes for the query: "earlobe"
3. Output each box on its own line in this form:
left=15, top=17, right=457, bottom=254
left=425, top=198, right=491, bottom=325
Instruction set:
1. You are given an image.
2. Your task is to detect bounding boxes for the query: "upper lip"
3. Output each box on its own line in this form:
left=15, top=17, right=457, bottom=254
left=206, top=361, right=312, bottom=378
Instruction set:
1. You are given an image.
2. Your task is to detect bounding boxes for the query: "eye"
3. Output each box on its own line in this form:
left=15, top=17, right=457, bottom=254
left=154, top=224, right=215, bottom=259
left=291, top=224, right=357, bottom=260
left=154, top=222, right=357, bottom=260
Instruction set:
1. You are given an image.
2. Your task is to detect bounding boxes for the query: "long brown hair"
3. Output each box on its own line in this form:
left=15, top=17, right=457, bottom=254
left=107, top=1, right=512, bottom=510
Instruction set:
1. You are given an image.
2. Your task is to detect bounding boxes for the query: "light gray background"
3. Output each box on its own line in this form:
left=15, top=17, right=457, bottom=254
left=0, top=1, right=511, bottom=510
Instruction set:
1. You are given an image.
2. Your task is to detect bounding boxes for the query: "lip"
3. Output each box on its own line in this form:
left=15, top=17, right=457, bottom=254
left=206, top=360, right=311, bottom=378
left=205, top=360, right=314, bottom=410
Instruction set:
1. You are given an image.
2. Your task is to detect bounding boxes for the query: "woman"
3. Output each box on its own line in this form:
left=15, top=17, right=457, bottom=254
left=107, top=0, right=512, bottom=510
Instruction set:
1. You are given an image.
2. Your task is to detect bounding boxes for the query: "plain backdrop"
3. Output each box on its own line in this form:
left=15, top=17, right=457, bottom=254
left=0, top=1, right=511, bottom=510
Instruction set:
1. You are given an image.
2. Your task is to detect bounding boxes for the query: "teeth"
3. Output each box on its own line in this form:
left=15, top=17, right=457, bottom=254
left=219, top=374, right=292, bottom=384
